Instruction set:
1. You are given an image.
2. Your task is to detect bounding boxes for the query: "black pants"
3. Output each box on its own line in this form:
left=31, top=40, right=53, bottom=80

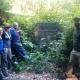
left=0, top=52, right=4, bottom=80
left=0, top=73, right=4, bottom=80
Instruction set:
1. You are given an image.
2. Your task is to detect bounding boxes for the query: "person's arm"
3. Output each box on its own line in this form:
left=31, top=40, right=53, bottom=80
left=2, top=29, right=5, bottom=39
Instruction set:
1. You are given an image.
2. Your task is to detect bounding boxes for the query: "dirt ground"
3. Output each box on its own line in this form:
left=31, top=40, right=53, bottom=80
left=4, top=72, right=55, bottom=80
left=4, top=72, right=79, bottom=80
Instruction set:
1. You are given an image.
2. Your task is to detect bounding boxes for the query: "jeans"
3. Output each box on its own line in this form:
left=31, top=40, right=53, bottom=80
left=12, top=42, right=26, bottom=59
left=1, top=48, right=12, bottom=73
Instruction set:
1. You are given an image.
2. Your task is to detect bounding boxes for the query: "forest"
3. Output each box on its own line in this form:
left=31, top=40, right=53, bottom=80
left=0, top=0, right=80, bottom=80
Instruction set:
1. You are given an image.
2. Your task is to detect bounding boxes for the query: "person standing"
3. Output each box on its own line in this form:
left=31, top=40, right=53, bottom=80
left=10, top=22, right=30, bottom=63
left=1, top=23, right=12, bottom=77
left=0, top=27, right=4, bottom=80
left=66, top=17, right=80, bottom=78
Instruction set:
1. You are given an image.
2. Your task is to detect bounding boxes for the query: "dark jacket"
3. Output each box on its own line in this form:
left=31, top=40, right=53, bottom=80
left=10, top=27, right=20, bottom=44
left=73, top=29, right=80, bottom=51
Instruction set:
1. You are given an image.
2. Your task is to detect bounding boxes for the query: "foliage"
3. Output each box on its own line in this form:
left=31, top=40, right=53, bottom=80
left=0, top=0, right=11, bottom=25
left=0, top=0, right=10, bottom=11
left=3, top=0, right=80, bottom=77
left=29, top=34, right=66, bottom=72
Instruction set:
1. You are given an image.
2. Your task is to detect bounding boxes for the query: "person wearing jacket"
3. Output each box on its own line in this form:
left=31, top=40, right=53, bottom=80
left=1, top=23, right=12, bottom=77
left=66, top=17, right=80, bottom=78
left=10, top=22, right=29, bottom=63
left=0, top=27, right=4, bottom=80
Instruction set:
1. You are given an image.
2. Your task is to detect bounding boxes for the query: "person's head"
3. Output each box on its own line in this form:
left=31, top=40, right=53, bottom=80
left=0, top=27, right=3, bottom=36
left=13, top=22, right=19, bottom=30
left=74, top=17, right=80, bottom=29
left=5, top=23, right=11, bottom=32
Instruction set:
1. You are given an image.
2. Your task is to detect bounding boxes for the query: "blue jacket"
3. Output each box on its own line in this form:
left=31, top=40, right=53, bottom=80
left=10, top=27, right=20, bottom=44
left=2, top=29, right=11, bottom=48
left=0, top=37, right=3, bottom=52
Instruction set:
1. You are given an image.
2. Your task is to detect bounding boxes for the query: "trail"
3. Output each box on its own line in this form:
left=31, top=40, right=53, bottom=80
left=4, top=72, right=54, bottom=80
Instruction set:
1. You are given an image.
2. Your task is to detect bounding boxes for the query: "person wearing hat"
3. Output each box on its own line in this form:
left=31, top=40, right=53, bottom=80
left=10, top=22, right=30, bottom=63
left=1, top=23, right=12, bottom=77
left=66, top=17, right=80, bottom=78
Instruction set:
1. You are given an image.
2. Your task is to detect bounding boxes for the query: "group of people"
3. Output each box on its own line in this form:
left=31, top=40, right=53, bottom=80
left=0, top=22, right=29, bottom=80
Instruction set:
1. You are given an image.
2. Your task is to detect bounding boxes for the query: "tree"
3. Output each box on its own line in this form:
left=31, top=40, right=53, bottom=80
left=0, top=0, right=11, bottom=16
left=0, top=0, right=11, bottom=25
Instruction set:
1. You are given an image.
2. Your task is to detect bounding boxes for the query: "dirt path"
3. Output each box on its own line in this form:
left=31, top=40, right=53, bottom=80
left=4, top=72, right=54, bottom=80
left=4, top=72, right=79, bottom=80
